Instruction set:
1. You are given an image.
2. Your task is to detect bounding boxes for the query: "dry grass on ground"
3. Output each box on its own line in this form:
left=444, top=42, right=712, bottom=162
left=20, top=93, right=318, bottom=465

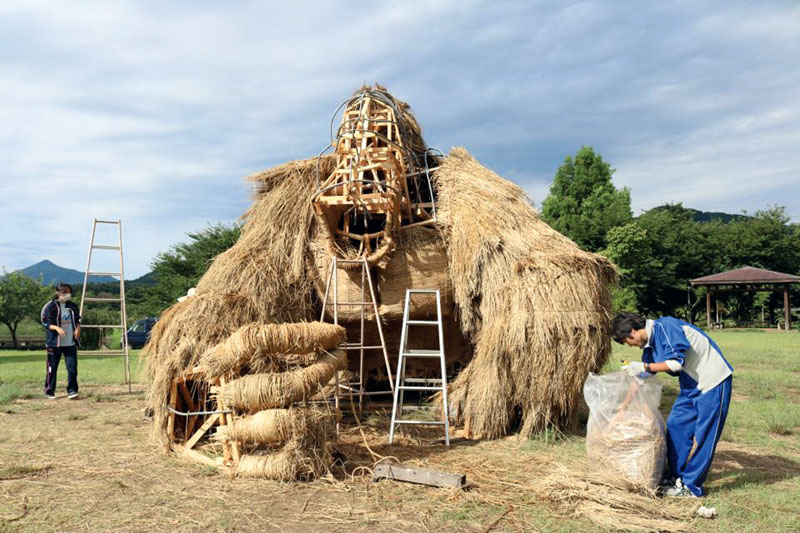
left=2, top=385, right=798, bottom=532
left=2, top=330, right=800, bottom=532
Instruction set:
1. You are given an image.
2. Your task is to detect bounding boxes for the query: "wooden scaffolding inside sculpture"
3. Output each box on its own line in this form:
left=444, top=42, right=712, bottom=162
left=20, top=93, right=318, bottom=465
left=312, top=88, right=438, bottom=266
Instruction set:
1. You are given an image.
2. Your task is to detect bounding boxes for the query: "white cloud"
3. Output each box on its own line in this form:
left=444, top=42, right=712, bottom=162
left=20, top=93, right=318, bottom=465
left=1, top=0, right=798, bottom=277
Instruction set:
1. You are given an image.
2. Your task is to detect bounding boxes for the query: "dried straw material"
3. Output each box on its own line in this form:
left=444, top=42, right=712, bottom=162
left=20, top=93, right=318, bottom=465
left=197, top=322, right=345, bottom=379
left=533, top=463, right=695, bottom=532
left=236, top=439, right=331, bottom=481
left=144, top=155, right=335, bottom=447
left=309, top=223, right=378, bottom=322
left=214, top=408, right=337, bottom=445
left=586, top=408, right=666, bottom=490
left=146, top=90, right=616, bottom=452
left=434, top=148, right=616, bottom=438
left=377, top=226, right=452, bottom=319
left=217, top=349, right=346, bottom=411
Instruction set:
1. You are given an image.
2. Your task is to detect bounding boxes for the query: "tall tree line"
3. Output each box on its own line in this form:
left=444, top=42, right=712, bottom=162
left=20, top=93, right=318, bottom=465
left=541, top=147, right=800, bottom=325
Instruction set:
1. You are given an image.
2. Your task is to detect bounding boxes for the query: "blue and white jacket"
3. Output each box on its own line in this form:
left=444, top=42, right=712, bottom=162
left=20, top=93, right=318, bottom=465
left=642, top=317, right=733, bottom=393
left=41, top=299, right=81, bottom=348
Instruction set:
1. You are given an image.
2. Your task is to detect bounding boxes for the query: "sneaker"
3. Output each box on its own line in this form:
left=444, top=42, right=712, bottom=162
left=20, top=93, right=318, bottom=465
left=68, top=392, right=79, bottom=400
left=659, top=476, right=678, bottom=488
left=45, top=393, right=56, bottom=400
left=666, top=479, right=699, bottom=498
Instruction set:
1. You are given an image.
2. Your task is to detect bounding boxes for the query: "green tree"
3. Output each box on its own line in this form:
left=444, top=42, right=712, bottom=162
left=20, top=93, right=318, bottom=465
left=542, top=147, right=632, bottom=252
left=708, top=206, right=800, bottom=325
left=722, top=206, right=800, bottom=274
left=603, top=204, right=717, bottom=320
left=146, top=223, right=242, bottom=313
left=0, top=271, right=52, bottom=348
left=602, top=222, right=661, bottom=312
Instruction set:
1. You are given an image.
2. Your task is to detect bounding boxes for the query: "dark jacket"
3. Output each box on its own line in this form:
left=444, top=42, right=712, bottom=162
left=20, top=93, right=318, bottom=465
left=41, top=299, right=81, bottom=348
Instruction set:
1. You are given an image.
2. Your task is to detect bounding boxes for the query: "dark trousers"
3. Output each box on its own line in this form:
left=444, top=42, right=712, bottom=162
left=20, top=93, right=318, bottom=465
left=45, top=345, right=78, bottom=395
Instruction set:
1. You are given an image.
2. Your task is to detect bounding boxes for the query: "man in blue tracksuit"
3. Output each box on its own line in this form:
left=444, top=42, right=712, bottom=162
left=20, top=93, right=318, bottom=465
left=612, top=312, right=733, bottom=498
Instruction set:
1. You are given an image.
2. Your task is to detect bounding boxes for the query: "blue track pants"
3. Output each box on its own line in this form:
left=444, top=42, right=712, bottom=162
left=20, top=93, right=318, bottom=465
left=665, top=375, right=732, bottom=497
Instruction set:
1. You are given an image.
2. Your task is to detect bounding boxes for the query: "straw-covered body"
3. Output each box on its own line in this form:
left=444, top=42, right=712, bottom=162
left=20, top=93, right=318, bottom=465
left=216, top=349, right=346, bottom=411
left=434, top=148, right=616, bottom=438
left=197, top=322, right=345, bottom=379
left=144, top=88, right=615, bottom=477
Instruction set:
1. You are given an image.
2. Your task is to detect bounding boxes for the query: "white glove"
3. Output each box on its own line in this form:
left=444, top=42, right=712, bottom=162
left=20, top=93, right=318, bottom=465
left=622, top=361, right=646, bottom=377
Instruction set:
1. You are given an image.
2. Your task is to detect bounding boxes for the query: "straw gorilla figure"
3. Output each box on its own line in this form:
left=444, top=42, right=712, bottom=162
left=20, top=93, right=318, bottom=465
left=145, top=86, right=616, bottom=479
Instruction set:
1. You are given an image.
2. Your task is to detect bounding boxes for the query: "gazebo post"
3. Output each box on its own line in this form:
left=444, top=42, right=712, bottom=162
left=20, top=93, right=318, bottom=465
left=784, top=284, right=791, bottom=331
left=706, top=290, right=712, bottom=329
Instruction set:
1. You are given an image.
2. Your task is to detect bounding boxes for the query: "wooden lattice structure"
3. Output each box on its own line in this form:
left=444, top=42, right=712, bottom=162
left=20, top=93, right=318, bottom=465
left=312, top=88, right=437, bottom=265
left=163, top=322, right=346, bottom=479
left=167, top=369, right=239, bottom=468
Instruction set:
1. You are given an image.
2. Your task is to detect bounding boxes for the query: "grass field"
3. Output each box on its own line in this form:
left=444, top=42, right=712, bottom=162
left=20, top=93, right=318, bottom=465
left=1, top=330, right=798, bottom=532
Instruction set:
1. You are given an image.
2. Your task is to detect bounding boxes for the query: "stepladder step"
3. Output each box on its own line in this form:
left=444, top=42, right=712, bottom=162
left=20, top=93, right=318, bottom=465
left=389, top=288, right=450, bottom=446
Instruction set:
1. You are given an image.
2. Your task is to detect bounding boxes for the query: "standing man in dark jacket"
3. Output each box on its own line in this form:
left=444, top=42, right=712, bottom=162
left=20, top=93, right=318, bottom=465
left=41, top=282, right=81, bottom=399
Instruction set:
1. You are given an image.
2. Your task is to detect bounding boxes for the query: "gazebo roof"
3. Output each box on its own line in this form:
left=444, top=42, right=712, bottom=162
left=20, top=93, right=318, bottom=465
left=691, top=266, right=800, bottom=286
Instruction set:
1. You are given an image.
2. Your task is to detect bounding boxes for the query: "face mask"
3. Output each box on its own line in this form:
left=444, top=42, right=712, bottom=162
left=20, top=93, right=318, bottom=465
left=59, top=293, right=72, bottom=302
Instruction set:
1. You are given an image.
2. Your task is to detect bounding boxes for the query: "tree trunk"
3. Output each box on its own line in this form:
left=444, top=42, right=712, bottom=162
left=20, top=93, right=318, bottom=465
left=6, top=322, right=19, bottom=349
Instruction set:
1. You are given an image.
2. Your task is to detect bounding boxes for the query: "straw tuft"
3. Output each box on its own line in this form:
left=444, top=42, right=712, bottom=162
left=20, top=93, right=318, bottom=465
left=197, top=322, right=345, bottom=379
left=214, top=407, right=337, bottom=445
left=434, top=148, right=616, bottom=438
left=217, top=350, right=346, bottom=411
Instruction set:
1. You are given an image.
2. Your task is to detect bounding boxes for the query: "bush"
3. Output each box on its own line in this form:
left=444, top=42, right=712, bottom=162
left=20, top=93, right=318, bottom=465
left=79, top=309, right=117, bottom=350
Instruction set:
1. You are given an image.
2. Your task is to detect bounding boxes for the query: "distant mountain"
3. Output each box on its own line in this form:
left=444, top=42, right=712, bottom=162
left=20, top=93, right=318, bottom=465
left=130, top=271, right=157, bottom=285
left=646, top=205, right=750, bottom=224
left=687, top=209, right=750, bottom=224
left=16, top=260, right=118, bottom=285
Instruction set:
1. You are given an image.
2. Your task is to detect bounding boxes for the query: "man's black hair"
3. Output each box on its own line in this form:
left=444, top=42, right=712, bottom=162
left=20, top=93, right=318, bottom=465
left=611, top=312, right=646, bottom=344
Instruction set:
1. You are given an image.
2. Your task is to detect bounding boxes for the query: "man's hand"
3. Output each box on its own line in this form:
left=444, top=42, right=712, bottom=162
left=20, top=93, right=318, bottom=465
left=74, top=327, right=81, bottom=340
left=49, top=325, right=66, bottom=337
left=621, top=361, right=646, bottom=377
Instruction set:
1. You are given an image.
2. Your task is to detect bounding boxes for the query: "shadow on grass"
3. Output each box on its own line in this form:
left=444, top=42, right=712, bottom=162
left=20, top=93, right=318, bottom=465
left=709, top=447, right=800, bottom=489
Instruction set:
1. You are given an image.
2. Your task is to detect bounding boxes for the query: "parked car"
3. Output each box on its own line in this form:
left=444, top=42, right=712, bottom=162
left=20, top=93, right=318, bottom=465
left=121, top=317, right=158, bottom=349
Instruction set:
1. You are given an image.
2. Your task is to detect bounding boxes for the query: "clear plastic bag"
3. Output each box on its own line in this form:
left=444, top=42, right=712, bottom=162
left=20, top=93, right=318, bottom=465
left=583, top=371, right=666, bottom=490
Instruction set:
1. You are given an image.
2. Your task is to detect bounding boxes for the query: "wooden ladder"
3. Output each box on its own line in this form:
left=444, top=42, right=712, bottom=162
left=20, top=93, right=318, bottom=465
left=78, top=218, right=131, bottom=392
left=320, top=256, right=394, bottom=412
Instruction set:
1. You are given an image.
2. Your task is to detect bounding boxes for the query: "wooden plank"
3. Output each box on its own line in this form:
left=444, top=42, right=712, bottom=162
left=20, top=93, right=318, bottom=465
left=184, top=413, right=220, bottom=450
left=372, top=463, right=466, bottom=489
left=167, top=381, right=178, bottom=444
left=179, top=383, right=197, bottom=436
left=174, top=445, right=224, bottom=469
left=218, top=376, right=240, bottom=465
left=784, top=285, right=791, bottom=331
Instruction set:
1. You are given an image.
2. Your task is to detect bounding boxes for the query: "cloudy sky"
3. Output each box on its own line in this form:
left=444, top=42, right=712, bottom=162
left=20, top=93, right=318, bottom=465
left=1, top=1, right=798, bottom=278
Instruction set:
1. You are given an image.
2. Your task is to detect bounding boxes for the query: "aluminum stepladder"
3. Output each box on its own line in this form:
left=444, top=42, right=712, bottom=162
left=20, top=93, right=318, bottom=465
left=389, top=289, right=450, bottom=446
left=320, top=256, right=394, bottom=412
left=79, top=219, right=131, bottom=393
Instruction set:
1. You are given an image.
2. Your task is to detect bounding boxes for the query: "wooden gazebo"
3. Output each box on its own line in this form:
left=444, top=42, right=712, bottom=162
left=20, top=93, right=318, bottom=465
left=690, top=266, right=800, bottom=330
